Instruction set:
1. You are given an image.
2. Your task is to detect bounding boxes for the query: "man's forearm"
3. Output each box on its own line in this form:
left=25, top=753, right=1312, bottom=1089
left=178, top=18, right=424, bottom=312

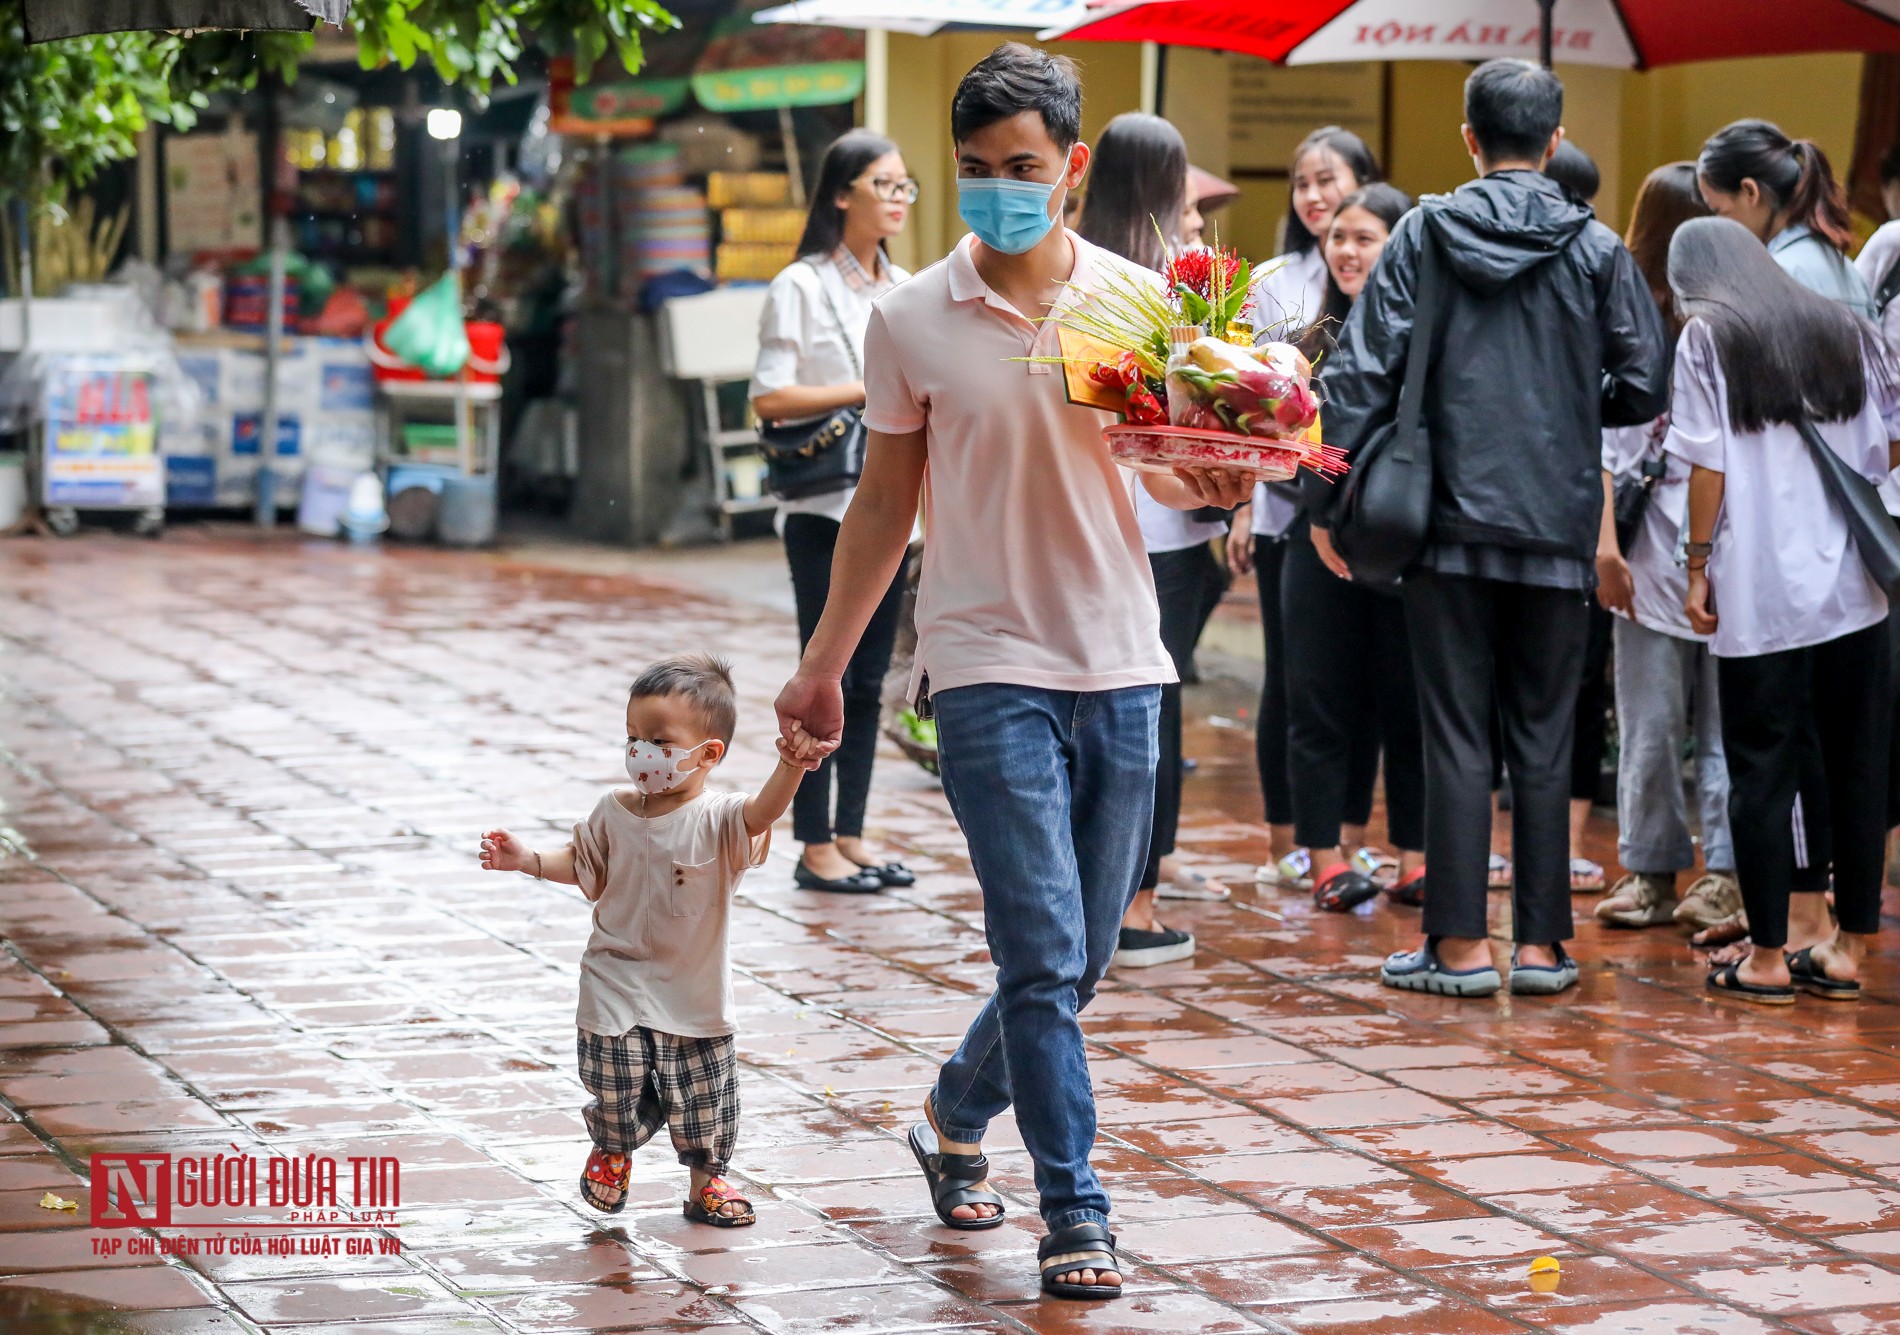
left=1597, top=471, right=1619, bottom=557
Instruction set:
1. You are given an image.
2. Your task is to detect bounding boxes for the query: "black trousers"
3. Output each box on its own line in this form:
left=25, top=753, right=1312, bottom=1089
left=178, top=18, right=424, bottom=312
left=783, top=513, right=905, bottom=847
left=1281, top=534, right=1425, bottom=851
left=1571, top=604, right=1614, bottom=802
left=1143, top=543, right=1223, bottom=889
left=1717, top=620, right=1891, bottom=950
left=1255, top=538, right=1377, bottom=829
left=1404, top=571, right=1588, bottom=944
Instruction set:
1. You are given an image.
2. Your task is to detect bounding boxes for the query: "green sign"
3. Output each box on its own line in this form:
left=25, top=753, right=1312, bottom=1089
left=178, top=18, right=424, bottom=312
left=690, top=61, right=864, bottom=113
left=570, top=77, right=692, bottom=121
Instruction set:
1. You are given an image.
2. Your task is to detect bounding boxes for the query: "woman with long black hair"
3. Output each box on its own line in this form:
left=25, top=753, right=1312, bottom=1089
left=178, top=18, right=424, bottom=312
left=1279, top=183, right=1427, bottom=913
left=749, top=130, right=916, bottom=894
left=1697, top=119, right=1873, bottom=316
left=1667, top=216, right=1899, bottom=1003
left=1692, top=120, right=1877, bottom=951
left=1592, top=163, right=1738, bottom=934
left=1237, top=126, right=1384, bottom=895
left=1076, top=112, right=1230, bottom=968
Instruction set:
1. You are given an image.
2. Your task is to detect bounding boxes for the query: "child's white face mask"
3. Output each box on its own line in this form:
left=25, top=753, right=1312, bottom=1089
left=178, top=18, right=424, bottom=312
left=625, top=739, right=711, bottom=795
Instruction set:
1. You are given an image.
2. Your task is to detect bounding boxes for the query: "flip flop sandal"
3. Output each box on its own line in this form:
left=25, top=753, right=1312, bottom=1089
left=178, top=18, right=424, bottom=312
left=1353, top=847, right=1400, bottom=886
left=1487, top=852, right=1513, bottom=889
left=1787, top=946, right=1860, bottom=1001
left=1569, top=857, right=1606, bottom=892
left=1156, top=868, right=1232, bottom=901
left=1706, top=961, right=1795, bottom=1006
left=1313, top=864, right=1379, bottom=912
left=1386, top=866, right=1427, bottom=907
left=908, top=1117, right=1004, bottom=1230
left=1256, top=848, right=1312, bottom=890
left=1038, top=1221, right=1123, bottom=1300
left=683, top=1176, right=756, bottom=1227
left=579, top=1147, right=630, bottom=1214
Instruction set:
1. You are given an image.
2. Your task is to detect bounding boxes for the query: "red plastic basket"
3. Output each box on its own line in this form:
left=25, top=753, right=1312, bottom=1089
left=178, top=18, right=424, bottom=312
left=368, top=295, right=509, bottom=383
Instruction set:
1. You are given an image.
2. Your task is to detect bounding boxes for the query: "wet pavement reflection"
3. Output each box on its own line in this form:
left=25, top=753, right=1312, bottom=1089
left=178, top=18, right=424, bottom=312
left=1, top=530, right=1897, bottom=1333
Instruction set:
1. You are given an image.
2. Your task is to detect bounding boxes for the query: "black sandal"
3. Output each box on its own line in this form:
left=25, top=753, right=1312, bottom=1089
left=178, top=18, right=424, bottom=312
left=1313, top=865, right=1379, bottom=912
left=1706, top=961, right=1795, bottom=1006
left=1787, top=946, right=1860, bottom=1001
left=908, top=1118, right=1004, bottom=1230
left=1038, top=1222, right=1123, bottom=1300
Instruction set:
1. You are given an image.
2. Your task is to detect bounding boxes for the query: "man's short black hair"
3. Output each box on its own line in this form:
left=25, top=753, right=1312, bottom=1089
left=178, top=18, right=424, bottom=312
left=951, top=43, right=1083, bottom=151
left=1464, top=59, right=1564, bottom=165
left=1881, top=142, right=1900, bottom=186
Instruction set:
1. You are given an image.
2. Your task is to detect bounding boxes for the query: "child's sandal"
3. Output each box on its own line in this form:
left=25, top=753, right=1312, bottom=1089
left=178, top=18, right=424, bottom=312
left=579, top=1147, right=630, bottom=1214
left=684, top=1176, right=756, bottom=1227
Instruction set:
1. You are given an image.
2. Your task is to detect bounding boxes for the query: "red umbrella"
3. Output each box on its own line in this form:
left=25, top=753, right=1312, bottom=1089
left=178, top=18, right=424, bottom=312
left=1046, top=0, right=1900, bottom=70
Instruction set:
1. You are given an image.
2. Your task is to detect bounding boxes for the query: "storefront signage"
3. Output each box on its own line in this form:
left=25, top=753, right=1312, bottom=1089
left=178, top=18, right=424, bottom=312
left=1286, top=0, right=1635, bottom=68
left=691, top=60, right=864, bottom=112
left=569, top=77, right=693, bottom=122
left=42, top=357, right=164, bottom=508
left=1230, top=58, right=1386, bottom=174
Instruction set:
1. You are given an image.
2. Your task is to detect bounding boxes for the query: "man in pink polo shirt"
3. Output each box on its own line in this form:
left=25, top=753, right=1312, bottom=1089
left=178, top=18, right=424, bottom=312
left=775, top=44, right=1252, bottom=1301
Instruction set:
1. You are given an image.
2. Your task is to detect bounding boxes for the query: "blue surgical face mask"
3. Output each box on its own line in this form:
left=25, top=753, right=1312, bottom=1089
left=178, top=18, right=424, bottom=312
left=957, top=178, right=1062, bottom=255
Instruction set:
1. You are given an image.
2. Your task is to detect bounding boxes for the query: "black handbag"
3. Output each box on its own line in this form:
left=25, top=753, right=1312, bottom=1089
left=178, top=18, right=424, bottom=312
left=759, top=260, right=868, bottom=501
left=1330, top=227, right=1446, bottom=584
left=1795, top=414, right=1900, bottom=598
left=1612, top=434, right=1668, bottom=553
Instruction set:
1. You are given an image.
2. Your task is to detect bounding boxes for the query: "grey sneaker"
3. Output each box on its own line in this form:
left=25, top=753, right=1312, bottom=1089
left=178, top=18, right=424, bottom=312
left=1595, top=874, right=1678, bottom=928
left=1674, top=873, right=1743, bottom=930
left=1510, top=943, right=1579, bottom=995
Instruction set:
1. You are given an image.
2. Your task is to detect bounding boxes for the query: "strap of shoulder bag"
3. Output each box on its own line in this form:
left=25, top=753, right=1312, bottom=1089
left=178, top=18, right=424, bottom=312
left=1391, top=222, right=1446, bottom=464
left=1876, top=253, right=1900, bottom=319
left=808, top=256, right=863, bottom=380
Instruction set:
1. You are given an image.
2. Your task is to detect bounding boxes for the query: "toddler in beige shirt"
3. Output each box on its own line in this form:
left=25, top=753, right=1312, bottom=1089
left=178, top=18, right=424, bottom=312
left=480, top=655, right=821, bottom=1226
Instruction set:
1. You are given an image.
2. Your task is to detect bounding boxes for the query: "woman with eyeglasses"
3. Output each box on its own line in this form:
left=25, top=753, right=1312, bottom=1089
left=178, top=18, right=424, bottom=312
left=750, top=130, right=918, bottom=894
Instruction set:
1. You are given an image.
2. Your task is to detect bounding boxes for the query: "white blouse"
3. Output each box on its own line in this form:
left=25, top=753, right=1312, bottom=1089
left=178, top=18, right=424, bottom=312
left=1663, top=319, right=1895, bottom=659
left=1249, top=247, right=1329, bottom=538
left=749, top=249, right=909, bottom=527
left=1602, top=418, right=1702, bottom=642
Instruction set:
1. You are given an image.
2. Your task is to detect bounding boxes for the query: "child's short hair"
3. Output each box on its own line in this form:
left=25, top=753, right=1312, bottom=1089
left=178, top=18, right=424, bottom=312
left=629, top=655, right=738, bottom=745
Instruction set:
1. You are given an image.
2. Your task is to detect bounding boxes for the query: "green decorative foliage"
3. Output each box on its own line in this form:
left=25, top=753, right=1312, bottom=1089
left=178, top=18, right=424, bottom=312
left=349, top=0, right=680, bottom=90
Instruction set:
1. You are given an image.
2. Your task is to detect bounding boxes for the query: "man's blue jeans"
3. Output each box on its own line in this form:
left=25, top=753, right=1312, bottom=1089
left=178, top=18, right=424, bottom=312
left=929, top=682, right=1160, bottom=1232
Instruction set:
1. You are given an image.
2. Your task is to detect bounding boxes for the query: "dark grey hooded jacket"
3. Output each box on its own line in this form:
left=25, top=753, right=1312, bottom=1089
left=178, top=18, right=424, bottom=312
left=1313, top=170, right=1668, bottom=562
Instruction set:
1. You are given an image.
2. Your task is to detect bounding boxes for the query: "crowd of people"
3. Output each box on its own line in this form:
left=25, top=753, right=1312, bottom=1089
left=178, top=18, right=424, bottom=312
left=477, top=43, right=1900, bottom=1307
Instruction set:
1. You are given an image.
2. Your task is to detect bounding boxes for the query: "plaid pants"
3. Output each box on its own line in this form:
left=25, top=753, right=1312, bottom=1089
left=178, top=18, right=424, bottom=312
left=576, top=1027, right=739, bottom=1173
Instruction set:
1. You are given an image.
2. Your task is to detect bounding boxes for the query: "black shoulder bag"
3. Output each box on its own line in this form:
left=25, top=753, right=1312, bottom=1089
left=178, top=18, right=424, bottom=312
left=1612, top=415, right=1671, bottom=552
left=1876, top=254, right=1900, bottom=319
left=759, top=261, right=869, bottom=501
left=1330, top=226, right=1445, bottom=585
left=1794, top=414, right=1900, bottom=598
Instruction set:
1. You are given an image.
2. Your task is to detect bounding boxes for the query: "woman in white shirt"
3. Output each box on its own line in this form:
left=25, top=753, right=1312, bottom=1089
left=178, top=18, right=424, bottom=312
left=749, top=131, right=914, bottom=894
left=1231, top=126, right=1384, bottom=892
left=1666, top=216, right=1900, bottom=1004
left=1592, top=163, right=1739, bottom=935
left=1077, top=112, right=1233, bottom=968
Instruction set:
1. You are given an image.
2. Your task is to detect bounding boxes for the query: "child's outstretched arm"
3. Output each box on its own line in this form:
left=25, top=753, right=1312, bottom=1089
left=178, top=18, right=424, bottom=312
left=743, top=742, right=828, bottom=838
left=480, top=828, right=579, bottom=885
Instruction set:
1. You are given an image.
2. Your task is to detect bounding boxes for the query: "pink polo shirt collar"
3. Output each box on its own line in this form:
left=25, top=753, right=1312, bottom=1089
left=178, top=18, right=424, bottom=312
left=944, top=229, right=1096, bottom=362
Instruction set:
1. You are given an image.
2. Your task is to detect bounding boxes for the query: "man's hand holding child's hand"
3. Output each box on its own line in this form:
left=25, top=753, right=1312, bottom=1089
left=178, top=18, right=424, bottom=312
left=480, top=829, right=529, bottom=873
left=776, top=732, right=833, bottom=772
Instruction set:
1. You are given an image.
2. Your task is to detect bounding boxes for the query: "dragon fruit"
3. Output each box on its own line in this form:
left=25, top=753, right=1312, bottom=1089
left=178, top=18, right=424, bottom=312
left=1165, top=337, right=1320, bottom=439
